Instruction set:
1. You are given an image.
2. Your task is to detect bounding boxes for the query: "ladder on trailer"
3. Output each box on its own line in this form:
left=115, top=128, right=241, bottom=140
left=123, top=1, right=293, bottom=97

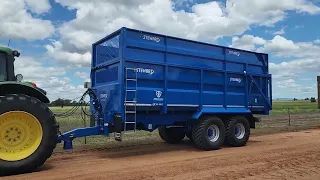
left=124, top=67, right=138, bottom=132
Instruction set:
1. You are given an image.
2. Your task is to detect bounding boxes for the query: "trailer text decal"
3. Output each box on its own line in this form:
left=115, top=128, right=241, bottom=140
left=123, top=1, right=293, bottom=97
left=100, top=92, right=108, bottom=101
left=230, top=77, right=242, bottom=83
left=228, top=50, right=240, bottom=57
left=143, top=35, right=161, bottom=43
left=135, top=68, right=155, bottom=75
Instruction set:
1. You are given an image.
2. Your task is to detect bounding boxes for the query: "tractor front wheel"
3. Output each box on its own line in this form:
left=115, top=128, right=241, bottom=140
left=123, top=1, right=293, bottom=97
left=0, top=94, right=58, bottom=176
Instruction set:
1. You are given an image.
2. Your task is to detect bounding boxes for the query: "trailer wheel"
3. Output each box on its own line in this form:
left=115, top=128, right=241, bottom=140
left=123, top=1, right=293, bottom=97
left=158, top=126, right=185, bottom=144
left=224, top=116, right=250, bottom=147
left=192, top=116, right=225, bottom=150
left=0, top=94, right=58, bottom=176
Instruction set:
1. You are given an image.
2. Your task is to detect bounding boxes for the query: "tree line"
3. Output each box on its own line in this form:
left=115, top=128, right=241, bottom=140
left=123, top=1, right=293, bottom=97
left=48, top=98, right=79, bottom=107
left=293, top=97, right=318, bottom=102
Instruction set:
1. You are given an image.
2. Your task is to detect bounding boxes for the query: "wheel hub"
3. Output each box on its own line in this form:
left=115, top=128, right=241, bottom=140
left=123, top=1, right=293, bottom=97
left=0, top=111, right=43, bottom=161
left=234, top=123, right=245, bottom=139
left=207, top=125, right=220, bottom=142
left=4, top=126, right=23, bottom=144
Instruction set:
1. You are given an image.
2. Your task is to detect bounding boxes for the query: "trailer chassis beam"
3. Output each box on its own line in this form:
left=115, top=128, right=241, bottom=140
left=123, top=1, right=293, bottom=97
left=57, top=126, right=102, bottom=150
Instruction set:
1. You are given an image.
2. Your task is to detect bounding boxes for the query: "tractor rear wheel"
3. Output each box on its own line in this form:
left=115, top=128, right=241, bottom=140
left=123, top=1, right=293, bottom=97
left=0, top=94, right=58, bottom=176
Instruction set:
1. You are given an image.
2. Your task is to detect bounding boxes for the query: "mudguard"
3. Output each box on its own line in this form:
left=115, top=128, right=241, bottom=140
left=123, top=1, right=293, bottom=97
left=0, top=82, right=50, bottom=103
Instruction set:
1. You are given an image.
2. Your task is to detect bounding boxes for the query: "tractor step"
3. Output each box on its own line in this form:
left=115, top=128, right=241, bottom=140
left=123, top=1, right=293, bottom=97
left=125, top=100, right=137, bottom=103
left=125, top=122, right=136, bottom=124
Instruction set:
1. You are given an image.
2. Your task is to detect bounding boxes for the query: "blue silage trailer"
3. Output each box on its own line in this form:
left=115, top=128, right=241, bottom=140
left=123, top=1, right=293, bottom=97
left=58, top=27, right=272, bottom=151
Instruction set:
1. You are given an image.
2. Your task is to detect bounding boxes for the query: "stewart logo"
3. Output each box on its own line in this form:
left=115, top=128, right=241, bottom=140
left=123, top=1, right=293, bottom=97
left=143, top=35, right=161, bottom=43
left=228, top=50, right=240, bottom=56
left=135, top=68, right=155, bottom=75
left=230, top=77, right=242, bottom=83
left=100, top=92, right=108, bottom=100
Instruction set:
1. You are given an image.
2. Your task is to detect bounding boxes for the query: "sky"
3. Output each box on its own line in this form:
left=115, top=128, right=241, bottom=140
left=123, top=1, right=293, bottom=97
left=0, top=0, right=320, bottom=101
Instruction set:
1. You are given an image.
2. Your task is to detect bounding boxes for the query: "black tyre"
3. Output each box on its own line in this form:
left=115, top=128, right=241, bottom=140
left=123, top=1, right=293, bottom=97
left=224, top=116, right=250, bottom=147
left=158, top=126, right=185, bottom=144
left=0, top=94, right=58, bottom=176
left=192, top=116, right=225, bottom=150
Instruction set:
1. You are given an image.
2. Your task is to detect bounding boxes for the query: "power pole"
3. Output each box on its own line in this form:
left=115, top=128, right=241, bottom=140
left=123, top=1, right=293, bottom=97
left=318, top=76, right=320, bottom=109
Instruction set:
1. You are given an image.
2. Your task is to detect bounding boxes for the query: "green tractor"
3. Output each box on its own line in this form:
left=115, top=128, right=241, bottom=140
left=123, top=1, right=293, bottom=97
left=0, top=46, right=58, bottom=176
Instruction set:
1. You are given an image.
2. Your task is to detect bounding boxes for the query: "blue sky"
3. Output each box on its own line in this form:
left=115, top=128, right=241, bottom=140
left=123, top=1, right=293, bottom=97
left=1, top=0, right=320, bottom=100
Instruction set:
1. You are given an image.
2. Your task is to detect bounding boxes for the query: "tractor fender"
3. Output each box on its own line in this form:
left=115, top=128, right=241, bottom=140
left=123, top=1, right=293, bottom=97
left=0, top=82, right=50, bottom=103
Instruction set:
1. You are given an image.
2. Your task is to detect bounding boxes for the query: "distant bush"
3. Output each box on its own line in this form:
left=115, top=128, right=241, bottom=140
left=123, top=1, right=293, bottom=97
left=310, top=97, right=316, bottom=103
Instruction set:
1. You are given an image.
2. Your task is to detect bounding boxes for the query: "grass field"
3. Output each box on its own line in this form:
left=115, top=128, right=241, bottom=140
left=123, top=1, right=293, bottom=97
left=271, top=100, right=319, bottom=115
left=51, top=100, right=320, bottom=150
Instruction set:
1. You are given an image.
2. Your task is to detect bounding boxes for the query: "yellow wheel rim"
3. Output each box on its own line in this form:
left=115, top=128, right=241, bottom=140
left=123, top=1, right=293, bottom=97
left=0, top=111, right=43, bottom=161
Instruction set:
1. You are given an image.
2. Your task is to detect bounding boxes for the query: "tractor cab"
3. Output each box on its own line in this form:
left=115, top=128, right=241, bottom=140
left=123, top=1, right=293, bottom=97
left=0, top=46, right=22, bottom=82
left=0, top=46, right=47, bottom=95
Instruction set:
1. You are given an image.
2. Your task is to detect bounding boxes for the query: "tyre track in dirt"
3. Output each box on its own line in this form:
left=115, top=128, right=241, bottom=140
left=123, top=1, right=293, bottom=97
left=2, top=129, right=320, bottom=180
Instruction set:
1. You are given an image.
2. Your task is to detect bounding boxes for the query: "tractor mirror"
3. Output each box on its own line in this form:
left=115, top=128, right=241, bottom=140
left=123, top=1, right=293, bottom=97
left=84, top=81, right=91, bottom=88
left=16, top=74, right=23, bottom=82
left=12, top=50, right=20, bottom=57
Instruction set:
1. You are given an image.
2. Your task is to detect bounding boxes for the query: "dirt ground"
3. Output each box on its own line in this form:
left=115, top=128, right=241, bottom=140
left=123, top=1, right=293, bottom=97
left=3, top=129, right=320, bottom=180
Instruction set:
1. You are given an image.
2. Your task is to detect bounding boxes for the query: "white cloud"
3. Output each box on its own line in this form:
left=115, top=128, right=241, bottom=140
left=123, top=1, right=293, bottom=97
left=230, top=35, right=266, bottom=51
left=270, top=58, right=320, bottom=75
left=275, top=78, right=299, bottom=88
left=13, top=56, right=86, bottom=100
left=43, top=77, right=86, bottom=100
left=232, top=34, right=320, bottom=58
left=265, top=37, right=320, bottom=80
left=74, top=71, right=90, bottom=82
left=226, top=0, right=320, bottom=26
left=273, top=27, right=286, bottom=35
left=275, top=78, right=315, bottom=96
left=314, top=39, right=320, bottom=44
left=45, top=40, right=91, bottom=67
left=259, top=36, right=320, bottom=58
left=48, top=0, right=320, bottom=67
left=56, top=0, right=248, bottom=51
left=300, top=78, right=313, bottom=81
left=25, top=0, right=51, bottom=14
left=230, top=33, right=320, bottom=97
left=14, top=56, right=65, bottom=80
left=0, top=0, right=54, bottom=41
left=259, top=35, right=300, bottom=55
left=269, top=57, right=319, bottom=97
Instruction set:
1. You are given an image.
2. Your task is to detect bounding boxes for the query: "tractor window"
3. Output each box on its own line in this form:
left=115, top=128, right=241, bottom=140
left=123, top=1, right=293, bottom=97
left=0, top=53, right=7, bottom=81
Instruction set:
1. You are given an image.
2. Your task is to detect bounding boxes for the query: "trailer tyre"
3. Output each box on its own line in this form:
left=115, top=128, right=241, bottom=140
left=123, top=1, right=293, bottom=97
left=0, top=94, right=58, bottom=176
left=192, top=116, right=225, bottom=150
left=158, top=126, right=185, bottom=144
left=224, top=116, right=250, bottom=147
